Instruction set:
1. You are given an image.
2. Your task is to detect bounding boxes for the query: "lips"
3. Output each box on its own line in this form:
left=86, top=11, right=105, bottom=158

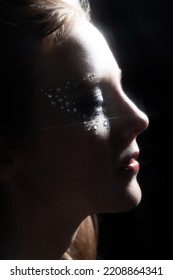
left=125, top=158, right=140, bottom=172
left=120, top=151, right=140, bottom=173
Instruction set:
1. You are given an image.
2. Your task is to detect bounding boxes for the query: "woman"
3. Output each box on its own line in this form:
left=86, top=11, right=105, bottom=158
left=0, top=0, right=149, bottom=259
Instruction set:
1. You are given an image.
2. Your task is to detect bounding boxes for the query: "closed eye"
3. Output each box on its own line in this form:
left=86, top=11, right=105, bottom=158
left=74, top=87, right=108, bottom=118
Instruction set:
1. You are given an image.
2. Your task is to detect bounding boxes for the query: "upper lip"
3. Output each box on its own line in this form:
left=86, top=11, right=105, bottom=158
left=121, top=151, right=139, bottom=166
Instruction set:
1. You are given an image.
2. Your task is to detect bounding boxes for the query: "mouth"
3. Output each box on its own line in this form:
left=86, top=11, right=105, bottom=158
left=120, top=151, right=140, bottom=173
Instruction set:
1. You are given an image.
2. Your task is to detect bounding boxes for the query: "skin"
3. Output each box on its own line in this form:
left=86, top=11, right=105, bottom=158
left=1, top=18, right=149, bottom=259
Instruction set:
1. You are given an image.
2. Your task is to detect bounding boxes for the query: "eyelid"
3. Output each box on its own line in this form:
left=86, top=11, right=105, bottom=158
left=93, top=87, right=103, bottom=100
left=72, top=86, right=103, bottom=115
left=92, top=87, right=109, bottom=113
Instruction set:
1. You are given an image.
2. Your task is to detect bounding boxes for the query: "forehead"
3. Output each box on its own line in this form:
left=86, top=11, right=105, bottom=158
left=38, top=18, right=120, bottom=87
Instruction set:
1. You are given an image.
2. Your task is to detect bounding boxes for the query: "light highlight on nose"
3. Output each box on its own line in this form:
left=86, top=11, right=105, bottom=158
left=108, top=92, right=149, bottom=140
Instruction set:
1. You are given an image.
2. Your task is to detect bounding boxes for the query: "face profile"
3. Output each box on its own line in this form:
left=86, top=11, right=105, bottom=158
left=0, top=0, right=149, bottom=260
left=31, top=17, right=149, bottom=212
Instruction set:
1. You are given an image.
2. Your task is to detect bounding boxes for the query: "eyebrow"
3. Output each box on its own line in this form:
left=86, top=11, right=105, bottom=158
left=67, top=70, right=124, bottom=99
left=61, top=74, right=101, bottom=95
left=41, top=70, right=122, bottom=96
left=76, top=75, right=100, bottom=91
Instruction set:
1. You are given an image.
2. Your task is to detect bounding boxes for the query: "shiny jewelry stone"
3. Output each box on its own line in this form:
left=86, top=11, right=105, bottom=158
left=93, top=124, right=98, bottom=130
left=103, top=120, right=108, bottom=127
left=51, top=101, right=56, bottom=106
left=58, top=98, right=63, bottom=102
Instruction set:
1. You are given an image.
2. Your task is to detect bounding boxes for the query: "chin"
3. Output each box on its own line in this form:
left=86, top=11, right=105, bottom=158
left=123, top=182, right=142, bottom=211
left=121, top=178, right=143, bottom=211
left=101, top=178, right=142, bottom=214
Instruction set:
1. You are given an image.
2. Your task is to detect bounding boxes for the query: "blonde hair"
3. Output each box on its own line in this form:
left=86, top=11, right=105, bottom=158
left=62, top=215, right=98, bottom=260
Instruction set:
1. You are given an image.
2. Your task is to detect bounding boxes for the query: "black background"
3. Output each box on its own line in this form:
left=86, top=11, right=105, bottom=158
left=90, top=0, right=172, bottom=259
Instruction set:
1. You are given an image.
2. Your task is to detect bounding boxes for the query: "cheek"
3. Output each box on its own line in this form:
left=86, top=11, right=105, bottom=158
left=41, top=125, right=111, bottom=178
left=84, top=112, right=110, bottom=140
left=64, top=130, right=110, bottom=172
left=30, top=96, right=112, bottom=178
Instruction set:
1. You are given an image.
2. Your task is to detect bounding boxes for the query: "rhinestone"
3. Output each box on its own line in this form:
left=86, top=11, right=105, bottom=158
left=73, top=108, right=77, bottom=112
left=48, top=94, right=52, bottom=98
left=51, top=101, right=56, bottom=106
left=65, top=101, right=70, bottom=107
left=93, top=124, right=98, bottom=130
left=64, top=85, right=70, bottom=91
left=58, top=98, right=63, bottom=103
left=103, top=120, right=108, bottom=127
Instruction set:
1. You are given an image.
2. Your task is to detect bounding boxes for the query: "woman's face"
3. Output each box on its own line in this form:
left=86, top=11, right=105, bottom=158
left=26, top=18, right=149, bottom=217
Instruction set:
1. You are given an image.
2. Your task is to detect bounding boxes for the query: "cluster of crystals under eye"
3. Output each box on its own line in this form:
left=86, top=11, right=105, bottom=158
left=84, top=119, right=109, bottom=132
left=40, top=73, right=109, bottom=131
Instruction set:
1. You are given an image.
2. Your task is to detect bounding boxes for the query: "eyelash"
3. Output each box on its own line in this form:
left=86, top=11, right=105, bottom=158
left=75, top=94, right=108, bottom=118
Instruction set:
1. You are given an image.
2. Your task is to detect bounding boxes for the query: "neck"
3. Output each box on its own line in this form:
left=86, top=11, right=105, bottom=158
left=1, top=190, right=86, bottom=260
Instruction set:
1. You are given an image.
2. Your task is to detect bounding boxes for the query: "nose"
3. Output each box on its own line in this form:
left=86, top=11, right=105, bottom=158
left=122, top=95, right=149, bottom=138
left=111, top=93, right=149, bottom=140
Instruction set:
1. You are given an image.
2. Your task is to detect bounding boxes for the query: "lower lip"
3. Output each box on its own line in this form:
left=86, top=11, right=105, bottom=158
left=122, top=159, right=140, bottom=174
